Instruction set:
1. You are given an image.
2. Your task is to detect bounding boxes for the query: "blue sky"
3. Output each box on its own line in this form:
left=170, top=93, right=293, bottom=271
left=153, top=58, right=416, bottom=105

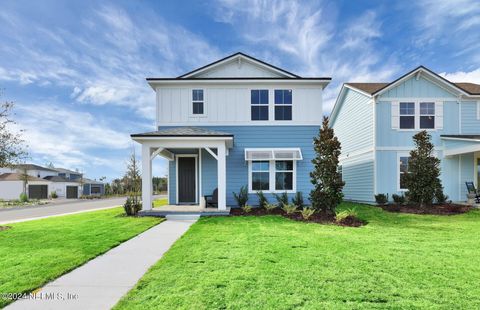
left=1, top=0, right=479, bottom=181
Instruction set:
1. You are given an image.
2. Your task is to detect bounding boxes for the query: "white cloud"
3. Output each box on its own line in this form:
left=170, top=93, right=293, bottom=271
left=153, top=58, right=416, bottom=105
left=439, top=68, right=480, bottom=83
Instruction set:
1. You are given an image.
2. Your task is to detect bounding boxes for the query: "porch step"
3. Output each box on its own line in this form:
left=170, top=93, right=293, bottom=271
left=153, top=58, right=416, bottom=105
left=166, top=214, right=201, bottom=220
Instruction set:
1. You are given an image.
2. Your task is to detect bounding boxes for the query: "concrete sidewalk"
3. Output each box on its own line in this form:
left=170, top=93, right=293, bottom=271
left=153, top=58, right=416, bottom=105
left=7, top=218, right=197, bottom=310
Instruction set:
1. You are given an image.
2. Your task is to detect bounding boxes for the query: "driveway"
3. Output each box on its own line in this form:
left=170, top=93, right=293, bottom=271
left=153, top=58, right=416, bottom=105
left=0, top=197, right=129, bottom=225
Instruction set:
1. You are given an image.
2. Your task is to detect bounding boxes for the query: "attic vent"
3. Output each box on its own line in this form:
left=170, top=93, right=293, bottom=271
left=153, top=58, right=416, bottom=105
left=244, top=148, right=303, bottom=161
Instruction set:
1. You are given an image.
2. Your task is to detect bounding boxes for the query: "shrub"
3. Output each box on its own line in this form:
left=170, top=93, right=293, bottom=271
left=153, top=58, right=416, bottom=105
left=50, top=191, right=58, bottom=199
left=300, top=207, right=315, bottom=220
left=123, top=196, right=142, bottom=216
left=264, top=203, right=277, bottom=212
left=233, top=186, right=249, bottom=208
left=274, top=192, right=289, bottom=208
left=19, top=192, right=28, bottom=203
left=435, top=191, right=449, bottom=204
left=392, top=193, right=405, bottom=204
left=405, top=131, right=445, bottom=208
left=335, top=208, right=358, bottom=222
left=374, top=194, right=388, bottom=205
left=241, top=205, right=252, bottom=213
left=292, top=191, right=304, bottom=208
left=256, top=191, right=268, bottom=208
left=282, top=203, right=297, bottom=215
left=310, top=117, right=345, bottom=215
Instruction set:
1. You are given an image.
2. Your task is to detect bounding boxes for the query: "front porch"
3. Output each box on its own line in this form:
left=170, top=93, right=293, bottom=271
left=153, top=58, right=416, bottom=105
left=139, top=204, right=231, bottom=217
left=131, top=127, right=234, bottom=212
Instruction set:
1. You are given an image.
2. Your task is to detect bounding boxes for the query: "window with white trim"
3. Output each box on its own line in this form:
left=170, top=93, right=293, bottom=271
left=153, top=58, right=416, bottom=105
left=251, top=161, right=270, bottom=191
left=274, top=89, right=292, bottom=120
left=275, top=161, right=293, bottom=190
left=192, top=89, right=204, bottom=115
left=399, top=156, right=410, bottom=190
left=420, top=102, right=435, bottom=129
left=251, top=89, right=269, bottom=121
left=399, top=102, right=415, bottom=129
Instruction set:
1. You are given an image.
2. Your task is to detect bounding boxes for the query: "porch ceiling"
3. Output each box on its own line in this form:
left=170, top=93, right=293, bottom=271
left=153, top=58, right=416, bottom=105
left=441, top=135, right=480, bottom=156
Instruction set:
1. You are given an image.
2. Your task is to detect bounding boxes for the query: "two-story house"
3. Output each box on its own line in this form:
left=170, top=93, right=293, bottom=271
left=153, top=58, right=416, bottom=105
left=331, top=66, right=480, bottom=203
left=132, top=52, right=330, bottom=210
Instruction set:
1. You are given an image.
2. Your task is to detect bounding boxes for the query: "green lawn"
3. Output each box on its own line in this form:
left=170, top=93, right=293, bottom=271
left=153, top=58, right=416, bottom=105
left=153, top=198, right=168, bottom=208
left=0, top=208, right=163, bottom=308
left=115, top=203, right=480, bottom=309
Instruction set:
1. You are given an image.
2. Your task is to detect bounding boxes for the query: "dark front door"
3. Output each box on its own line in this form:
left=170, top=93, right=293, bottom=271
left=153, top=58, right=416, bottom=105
left=178, top=157, right=196, bottom=203
left=66, top=186, right=78, bottom=199
left=28, top=185, right=48, bottom=199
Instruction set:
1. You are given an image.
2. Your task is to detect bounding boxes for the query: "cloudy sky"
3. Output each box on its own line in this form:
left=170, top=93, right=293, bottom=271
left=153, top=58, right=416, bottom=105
left=1, top=0, right=479, bottom=181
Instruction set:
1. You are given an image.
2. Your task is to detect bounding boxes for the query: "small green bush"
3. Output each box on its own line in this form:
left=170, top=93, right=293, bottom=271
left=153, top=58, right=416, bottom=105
left=50, top=191, right=58, bottom=199
left=233, top=186, right=249, bottom=208
left=300, top=207, right=315, bottom=220
left=274, top=192, right=289, bottom=208
left=282, top=203, right=297, bottom=215
left=264, top=203, right=277, bottom=212
left=374, top=193, right=388, bottom=205
left=392, top=193, right=405, bottom=204
left=335, top=208, right=358, bottom=222
left=241, top=205, right=252, bottom=213
left=292, top=191, right=304, bottom=208
left=123, top=196, right=142, bottom=216
left=256, top=191, right=268, bottom=208
left=19, top=193, right=28, bottom=203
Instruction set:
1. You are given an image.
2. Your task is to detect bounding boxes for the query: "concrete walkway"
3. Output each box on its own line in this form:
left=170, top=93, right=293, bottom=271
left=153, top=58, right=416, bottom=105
left=7, top=218, right=197, bottom=310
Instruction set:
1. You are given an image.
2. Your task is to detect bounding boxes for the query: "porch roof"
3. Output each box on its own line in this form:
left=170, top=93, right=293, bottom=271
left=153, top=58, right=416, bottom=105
left=441, top=135, right=480, bottom=156
left=131, top=126, right=234, bottom=138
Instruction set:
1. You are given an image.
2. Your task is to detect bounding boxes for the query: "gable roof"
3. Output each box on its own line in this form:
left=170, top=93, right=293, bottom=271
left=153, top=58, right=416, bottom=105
left=177, top=52, right=300, bottom=78
left=346, top=82, right=480, bottom=96
left=0, top=173, right=47, bottom=182
left=54, top=167, right=81, bottom=175
left=43, top=175, right=76, bottom=183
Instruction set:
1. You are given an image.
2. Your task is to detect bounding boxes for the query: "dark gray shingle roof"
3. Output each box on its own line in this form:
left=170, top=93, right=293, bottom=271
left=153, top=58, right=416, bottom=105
left=43, top=176, right=76, bottom=183
left=131, top=127, right=234, bottom=138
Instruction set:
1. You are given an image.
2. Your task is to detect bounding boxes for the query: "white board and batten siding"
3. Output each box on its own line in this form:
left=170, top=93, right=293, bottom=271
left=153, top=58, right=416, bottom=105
left=195, top=60, right=281, bottom=78
left=156, top=86, right=323, bottom=126
left=332, top=88, right=375, bottom=202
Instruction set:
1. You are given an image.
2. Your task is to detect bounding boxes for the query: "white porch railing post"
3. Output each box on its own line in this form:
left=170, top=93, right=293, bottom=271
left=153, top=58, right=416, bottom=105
left=217, top=143, right=227, bottom=210
left=142, top=144, right=153, bottom=211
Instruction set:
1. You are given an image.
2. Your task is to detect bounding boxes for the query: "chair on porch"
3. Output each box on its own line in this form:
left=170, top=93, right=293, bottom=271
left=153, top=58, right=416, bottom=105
left=204, top=188, right=218, bottom=208
left=465, top=182, right=480, bottom=203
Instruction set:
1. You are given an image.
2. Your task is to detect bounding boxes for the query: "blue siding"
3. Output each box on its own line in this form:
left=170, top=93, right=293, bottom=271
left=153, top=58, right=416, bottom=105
left=83, top=184, right=90, bottom=196
left=461, top=101, right=480, bottom=134
left=378, top=76, right=456, bottom=99
left=342, top=157, right=374, bottom=202
left=166, top=126, right=318, bottom=207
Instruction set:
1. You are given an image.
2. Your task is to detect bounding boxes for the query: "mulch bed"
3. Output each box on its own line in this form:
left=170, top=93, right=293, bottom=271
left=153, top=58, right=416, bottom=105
left=230, top=207, right=366, bottom=227
left=0, top=226, right=12, bottom=232
left=380, top=203, right=471, bottom=215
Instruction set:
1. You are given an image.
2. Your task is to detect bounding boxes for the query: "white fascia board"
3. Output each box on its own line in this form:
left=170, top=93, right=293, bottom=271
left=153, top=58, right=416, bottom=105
left=148, top=79, right=330, bottom=88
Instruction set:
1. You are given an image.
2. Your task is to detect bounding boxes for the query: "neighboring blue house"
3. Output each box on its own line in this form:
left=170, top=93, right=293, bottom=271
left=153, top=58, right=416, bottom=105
left=54, top=168, right=105, bottom=196
left=132, top=52, right=331, bottom=210
left=331, top=66, right=480, bottom=203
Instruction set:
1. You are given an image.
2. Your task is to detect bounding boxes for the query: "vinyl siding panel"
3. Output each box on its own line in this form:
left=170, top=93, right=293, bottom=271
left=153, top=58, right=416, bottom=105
left=342, top=154, right=375, bottom=202
left=378, top=76, right=456, bottom=99
left=333, top=88, right=373, bottom=155
left=461, top=101, right=480, bottom=134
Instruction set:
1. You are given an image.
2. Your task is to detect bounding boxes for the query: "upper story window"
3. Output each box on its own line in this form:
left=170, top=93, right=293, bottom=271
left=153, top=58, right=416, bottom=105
left=275, top=89, right=292, bottom=120
left=192, top=89, right=204, bottom=115
left=399, top=102, right=415, bottom=129
left=420, top=102, right=435, bottom=129
left=251, top=89, right=268, bottom=121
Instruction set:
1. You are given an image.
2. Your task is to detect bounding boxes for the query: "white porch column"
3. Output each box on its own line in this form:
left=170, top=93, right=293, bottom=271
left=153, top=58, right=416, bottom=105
left=142, top=144, right=152, bottom=211
left=217, top=143, right=227, bottom=210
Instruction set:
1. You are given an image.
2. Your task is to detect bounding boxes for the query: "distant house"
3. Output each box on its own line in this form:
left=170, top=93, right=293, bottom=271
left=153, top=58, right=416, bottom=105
left=43, top=176, right=81, bottom=199
left=331, top=66, right=480, bottom=203
left=53, top=168, right=105, bottom=196
left=0, top=173, right=51, bottom=200
left=54, top=168, right=83, bottom=181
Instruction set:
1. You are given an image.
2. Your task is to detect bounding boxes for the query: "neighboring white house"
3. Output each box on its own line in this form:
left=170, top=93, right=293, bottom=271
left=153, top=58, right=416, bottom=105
left=0, top=164, right=59, bottom=179
left=0, top=173, right=52, bottom=200
left=43, top=176, right=81, bottom=199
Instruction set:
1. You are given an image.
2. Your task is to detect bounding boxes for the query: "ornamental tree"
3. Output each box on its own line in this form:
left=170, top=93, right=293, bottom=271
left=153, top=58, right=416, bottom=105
left=309, top=116, right=345, bottom=215
left=0, top=94, right=27, bottom=167
left=405, top=130, right=445, bottom=208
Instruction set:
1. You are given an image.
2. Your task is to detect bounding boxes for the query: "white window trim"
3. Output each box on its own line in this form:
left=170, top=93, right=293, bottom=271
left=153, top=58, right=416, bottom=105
left=248, top=160, right=297, bottom=194
left=397, top=152, right=410, bottom=192
left=397, top=100, right=438, bottom=131
left=274, top=89, right=293, bottom=121
left=190, top=89, right=207, bottom=118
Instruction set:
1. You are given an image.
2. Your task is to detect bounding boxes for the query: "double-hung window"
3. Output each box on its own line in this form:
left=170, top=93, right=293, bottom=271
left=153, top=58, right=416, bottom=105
left=399, top=102, right=415, bottom=129
left=251, top=161, right=270, bottom=190
left=251, top=89, right=269, bottom=121
left=420, top=102, right=435, bottom=129
left=275, top=89, right=292, bottom=120
left=192, top=89, right=204, bottom=115
left=399, top=156, right=410, bottom=190
left=275, top=160, right=294, bottom=190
